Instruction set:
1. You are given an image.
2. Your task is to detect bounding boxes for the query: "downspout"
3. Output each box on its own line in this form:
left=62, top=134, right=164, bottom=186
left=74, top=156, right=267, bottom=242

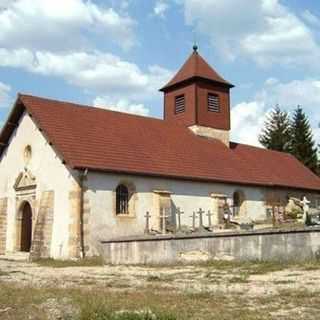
left=79, top=168, right=88, bottom=259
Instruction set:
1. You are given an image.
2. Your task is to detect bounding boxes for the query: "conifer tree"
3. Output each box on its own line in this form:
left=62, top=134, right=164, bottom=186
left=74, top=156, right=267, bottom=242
left=290, top=106, right=318, bottom=173
left=259, top=105, right=291, bottom=152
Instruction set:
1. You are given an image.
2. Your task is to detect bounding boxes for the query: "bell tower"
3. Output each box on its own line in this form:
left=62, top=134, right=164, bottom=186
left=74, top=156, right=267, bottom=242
left=160, top=46, right=234, bottom=146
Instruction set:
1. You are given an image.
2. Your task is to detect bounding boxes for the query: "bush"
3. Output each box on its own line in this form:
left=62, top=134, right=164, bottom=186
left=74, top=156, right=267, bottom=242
left=78, top=298, right=176, bottom=320
left=78, top=309, right=176, bottom=320
left=287, top=207, right=304, bottom=220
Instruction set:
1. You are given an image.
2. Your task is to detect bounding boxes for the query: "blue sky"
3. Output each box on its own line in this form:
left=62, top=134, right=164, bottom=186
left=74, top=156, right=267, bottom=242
left=0, top=0, right=320, bottom=146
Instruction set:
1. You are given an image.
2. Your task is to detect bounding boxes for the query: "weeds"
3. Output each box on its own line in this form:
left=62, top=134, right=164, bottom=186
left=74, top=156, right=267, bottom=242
left=33, top=256, right=104, bottom=268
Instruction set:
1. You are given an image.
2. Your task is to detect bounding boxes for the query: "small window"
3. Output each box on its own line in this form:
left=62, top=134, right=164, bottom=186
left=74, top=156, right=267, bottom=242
left=23, top=145, right=32, bottom=165
left=175, top=95, right=185, bottom=114
left=208, top=93, right=220, bottom=112
left=116, top=184, right=129, bottom=215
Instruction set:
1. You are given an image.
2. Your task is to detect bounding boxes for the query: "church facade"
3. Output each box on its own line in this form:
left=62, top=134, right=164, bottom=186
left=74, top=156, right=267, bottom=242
left=1, top=48, right=320, bottom=260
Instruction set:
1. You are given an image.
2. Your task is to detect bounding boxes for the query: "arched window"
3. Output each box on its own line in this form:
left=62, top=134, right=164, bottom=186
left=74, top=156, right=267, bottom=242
left=116, top=184, right=129, bottom=215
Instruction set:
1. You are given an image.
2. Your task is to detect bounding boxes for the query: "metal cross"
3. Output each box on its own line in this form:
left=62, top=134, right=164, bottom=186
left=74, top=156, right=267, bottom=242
left=206, top=210, right=213, bottom=228
left=144, top=211, right=151, bottom=234
left=160, top=208, right=169, bottom=234
left=197, top=208, right=205, bottom=229
left=176, top=207, right=184, bottom=232
left=190, top=211, right=197, bottom=230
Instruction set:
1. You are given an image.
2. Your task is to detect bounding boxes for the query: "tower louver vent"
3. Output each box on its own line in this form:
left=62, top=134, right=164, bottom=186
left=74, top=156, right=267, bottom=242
left=208, top=93, right=220, bottom=112
left=175, top=95, right=185, bottom=114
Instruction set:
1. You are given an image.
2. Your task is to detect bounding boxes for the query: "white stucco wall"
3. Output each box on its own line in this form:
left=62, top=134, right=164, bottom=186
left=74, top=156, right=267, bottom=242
left=85, top=172, right=270, bottom=252
left=0, top=112, right=77, bottom=258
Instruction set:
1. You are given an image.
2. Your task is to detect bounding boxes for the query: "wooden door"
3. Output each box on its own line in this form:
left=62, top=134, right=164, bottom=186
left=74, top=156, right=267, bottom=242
left=20, top=203, right=32, bottom=252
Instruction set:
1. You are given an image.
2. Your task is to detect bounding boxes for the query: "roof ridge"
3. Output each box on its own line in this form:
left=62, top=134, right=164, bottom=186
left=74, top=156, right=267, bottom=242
left=194, top=52, right=199, bottom=75
left=19, top=93, right=166, bottom=123
left=231, top=141, right=293, bottom=156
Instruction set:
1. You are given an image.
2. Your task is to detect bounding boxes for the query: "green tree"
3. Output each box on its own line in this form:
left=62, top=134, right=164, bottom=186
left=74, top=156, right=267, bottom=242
left=259, top=105, right=291, bottom=152
left=291, top=106, right=318, bottom=173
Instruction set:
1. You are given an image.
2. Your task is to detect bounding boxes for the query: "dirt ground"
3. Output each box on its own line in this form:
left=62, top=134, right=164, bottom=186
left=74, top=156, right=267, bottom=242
left=1, top=257, right=320, bottom=319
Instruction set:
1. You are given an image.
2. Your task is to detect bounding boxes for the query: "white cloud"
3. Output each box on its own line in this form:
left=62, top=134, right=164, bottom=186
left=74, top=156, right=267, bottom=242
left=0, top=81, right=11, bottom=108
left=93, top=96, right=149, bottom=116
left=0, top=0, right=11, bottom=8
left=259, top=78, right=320, bottom=109
left=231, top=78, right=320, bottom=146
left=302, top=10, right=320, bottom=27
left=0, top=0, right=136, bottom=51
left=154, top=1, right=169, bottom=18
left=231, top=100, right=269, bottom=146
left=182, top=0, right=320, bottom=67
left=0, top=48, right=173, bottom=102
left=0, top=1, right=174, bottom=110
left=0, top=0, right=178, bottom=115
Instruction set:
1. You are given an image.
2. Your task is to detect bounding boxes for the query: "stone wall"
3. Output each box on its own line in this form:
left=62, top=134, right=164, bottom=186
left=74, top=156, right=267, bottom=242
left=188, top=125, right=230, bottom=146
left=68, top=186, right=81, bottom=258
left=83, top=188, right=91, bottom=256
left=0, top=198, right=8, bottom=255
left=100, top=227, right=320, bottom=265
left=30, top=191, right=54, bottom=259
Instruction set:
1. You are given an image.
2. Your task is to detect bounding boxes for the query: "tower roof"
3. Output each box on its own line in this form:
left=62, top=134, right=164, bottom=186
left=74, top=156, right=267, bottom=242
left=160, top=50, right=234, bottom=91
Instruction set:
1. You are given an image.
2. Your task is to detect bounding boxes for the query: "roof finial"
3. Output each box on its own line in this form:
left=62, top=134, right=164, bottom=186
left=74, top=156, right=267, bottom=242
left=192, top=31, right=198, bottom=53
left=193, top=43, right=198, bottom=53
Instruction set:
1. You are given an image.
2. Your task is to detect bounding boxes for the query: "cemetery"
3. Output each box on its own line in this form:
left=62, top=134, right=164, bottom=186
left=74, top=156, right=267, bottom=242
left=101, top=195, right=320, bottom=265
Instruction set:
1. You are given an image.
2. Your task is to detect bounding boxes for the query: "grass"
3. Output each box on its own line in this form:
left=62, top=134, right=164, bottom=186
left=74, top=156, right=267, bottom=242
left=146, top=275, right=173, bottom=283
left=228, top=275, right=250, bottom=283
left=201, top=259, right=320, bottom=275
left=143, top=259, right=295, bottom=273
left=33, top=256, right=105, bottom=268
left=272, top=280, right=296, bottom=285
left=1, top=284, right=320, bottom=320
left=79, top=300, right=176, bottom=320
left=146, top=275, right=162, bottom=282
left=2, top=259, right=320, bottom=319
left=202, top=259, right=287, bottom=272
left=0, top=270, right=9, bottom=277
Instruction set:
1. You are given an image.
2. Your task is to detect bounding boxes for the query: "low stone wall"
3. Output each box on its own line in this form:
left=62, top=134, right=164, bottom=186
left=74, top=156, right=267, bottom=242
left=100, top=227, right=320, bottom=265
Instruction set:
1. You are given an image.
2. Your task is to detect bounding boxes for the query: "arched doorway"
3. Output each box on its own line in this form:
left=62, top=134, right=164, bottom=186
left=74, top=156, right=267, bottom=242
left=20, top=202, right=32, bottom=252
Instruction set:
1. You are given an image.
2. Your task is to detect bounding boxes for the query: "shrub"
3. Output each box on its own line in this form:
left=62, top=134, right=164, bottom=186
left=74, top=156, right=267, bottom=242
left=78, top=308, right=176, bottom=320
left=78, top=298, right=176, bottom=320
left=286, top=207, right=302, bottom=220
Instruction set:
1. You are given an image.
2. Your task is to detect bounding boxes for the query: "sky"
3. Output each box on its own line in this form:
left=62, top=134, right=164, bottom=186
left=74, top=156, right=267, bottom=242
left=0, top=0, right=320, bottom=146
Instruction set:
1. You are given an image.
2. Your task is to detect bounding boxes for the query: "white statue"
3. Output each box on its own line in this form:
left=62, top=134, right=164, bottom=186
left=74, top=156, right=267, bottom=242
left=301, top=196, right=311, bottom=224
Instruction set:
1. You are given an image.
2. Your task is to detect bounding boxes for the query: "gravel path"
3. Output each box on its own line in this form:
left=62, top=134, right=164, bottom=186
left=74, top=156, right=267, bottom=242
left=1, top=258, right=320, bottom=296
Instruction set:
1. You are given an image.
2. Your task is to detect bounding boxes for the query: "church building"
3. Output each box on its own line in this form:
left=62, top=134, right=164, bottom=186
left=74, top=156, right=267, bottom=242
left=0, top=47, right=320, bottom=260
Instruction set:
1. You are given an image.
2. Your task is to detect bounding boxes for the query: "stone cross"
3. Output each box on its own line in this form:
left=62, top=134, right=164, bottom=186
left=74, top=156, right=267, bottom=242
left=176, top=207, right=184, bottom=232
left=206, top=210, right=213, bottom=229
left=301, top=196, right=311, bottom=224
left=160, top=208, right=169, bottom=234
left=190, top=211, right=197, bottom=230
left=144, top=211, right=151, bottom=234
left=197, top=208, right=205, bottom=230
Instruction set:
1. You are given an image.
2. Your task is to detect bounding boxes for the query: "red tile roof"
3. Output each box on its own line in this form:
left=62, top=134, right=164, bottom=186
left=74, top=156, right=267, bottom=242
left=160, top=51, right=234, bottom=91
left=1, top=94, right=320, bottom=191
